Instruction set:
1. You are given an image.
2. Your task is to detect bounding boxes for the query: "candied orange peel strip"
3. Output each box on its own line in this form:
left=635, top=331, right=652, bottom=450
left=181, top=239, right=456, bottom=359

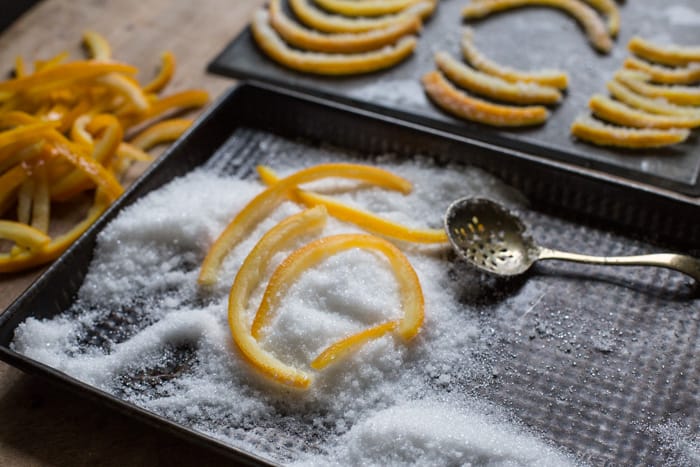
left=257, top=165, right=447, bottom=244
left=252, top=10, right=417, bottom=75
left=570, top=116, right=689, bottom=148
left=0, top=220, right=50, bottom=251
left=588, top=94, right=700, bottom=129
left=289, top=0, right=434, bottom=34
left=311, top=320, right=399, bottom=370
left=268, top=0, right=421, bottom=54
left=606, top=80, right=700, bottom=119
left=228, top=206, right=328, bottom=389
left=462, top=0, right=612, bottom=54
left=82, top=30, right=112, bottom=60
left=252, top=233, right=424, bottom=341
left=582, top=0, right=619, bottom=37
left=143, top=51, right=176, bottom=94
left=435, top=51, right=562, bottom=105
left=313, top=0, right=427, bottom=17
left=628, top=36, right=700, bottom=67
left=623, top=57, right=700, bottom=85
left=460, top=29, right=568, bottom=89
left=422, top=71, right=549, bottom=127
left=615, top=71, right=700, bottom=106
left=130, top=118, right=192, bottom=151
left=199, top=163, right=412, bottom=286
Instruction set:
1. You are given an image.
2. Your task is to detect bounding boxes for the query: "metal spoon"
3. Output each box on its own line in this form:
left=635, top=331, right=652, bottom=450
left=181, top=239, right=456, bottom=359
left=444, top=197, right=700, bottom=282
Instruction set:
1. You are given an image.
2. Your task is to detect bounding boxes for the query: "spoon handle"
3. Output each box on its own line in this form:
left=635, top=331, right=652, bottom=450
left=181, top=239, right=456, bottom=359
left=536, top=249, right=700, bottom=282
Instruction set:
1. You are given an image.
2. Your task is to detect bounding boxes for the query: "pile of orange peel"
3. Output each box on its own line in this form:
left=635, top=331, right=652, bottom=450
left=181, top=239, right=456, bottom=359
left=250, top=0, right=436, bottom=75
left=422, top=29, right=567, bottom=127
left=571, top=36, right=700, bottom=148
left=199, top=162, right=443, bottom=388
left=0, top=32, right=208, bottom=273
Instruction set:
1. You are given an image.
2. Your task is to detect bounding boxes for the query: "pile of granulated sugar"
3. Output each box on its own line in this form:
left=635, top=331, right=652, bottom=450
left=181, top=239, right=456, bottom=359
left=12, top=148, right=577, bottom=465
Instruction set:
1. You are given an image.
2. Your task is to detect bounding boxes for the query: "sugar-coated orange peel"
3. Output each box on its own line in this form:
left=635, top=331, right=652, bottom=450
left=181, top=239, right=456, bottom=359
left=606, top=80, right=700, bottom=118
left=623, top=57, right=700, bottom=85
left=0, top=31, right=208, bottom=273
left=199, top=163, right=412, bottom=286
left=588, top=94, right=700, bottom=129
left=289, top=0, right=434, bottom=34
left=227, top=206, right=328, bottom=389
left=268, top=0, right=421, bottom=54
left=257, top=166, right=447, bottom=244
left=582, top=0, right=619, bottom=37
left=615, top=71, right=700, bottom=106
left=422, top=71, right=549, bottom=127
left=570, top=116, right=689, bottom=148
left=310, top=320, right=399, bottom=370
left=462, top=0, right=612, bottom=54
left=251, top=10, right=417, bottom=75
left=313, top=0, right=427, bottom=17
left=252, top=233, right=424, bottom=344
left=460, top=29, right=568, bottom=90
left=628, top=36, right=700, bottom=67
left=435, top=51, right=562, bottom=105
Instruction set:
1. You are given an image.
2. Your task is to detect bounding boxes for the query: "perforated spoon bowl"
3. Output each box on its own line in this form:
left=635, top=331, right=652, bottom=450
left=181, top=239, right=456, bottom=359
left=444, top=197, right=700, bottom=282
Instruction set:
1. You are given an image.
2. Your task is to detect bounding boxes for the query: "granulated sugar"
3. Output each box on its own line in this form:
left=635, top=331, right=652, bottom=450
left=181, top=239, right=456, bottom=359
left=12, top=136, right=577, bottom=465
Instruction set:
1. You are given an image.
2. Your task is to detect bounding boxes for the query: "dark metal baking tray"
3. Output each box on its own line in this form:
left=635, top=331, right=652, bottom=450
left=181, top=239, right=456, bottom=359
left=0, top=82, right=698, bottom=466
left=209, top=0, right=700, bottom=196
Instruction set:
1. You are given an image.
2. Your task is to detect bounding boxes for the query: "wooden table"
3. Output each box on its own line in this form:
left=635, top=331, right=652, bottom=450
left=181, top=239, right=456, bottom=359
left=0, top=1, right=263, bottom=464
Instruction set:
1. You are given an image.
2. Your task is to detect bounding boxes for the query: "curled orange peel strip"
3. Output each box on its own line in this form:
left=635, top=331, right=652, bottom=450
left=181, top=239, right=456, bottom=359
left=82, top=31, right=112, bottom=60
left=313, top=0, right=427, bottom=17
left=462, top=0, right=612, bottom=54
left=460, top=29, right=568, bottom=89
left=588, top=94, right=700, bottom=129
left=606, top=80, right=700, bottom=118
left=310, top=320, right=400, bottom=370
left=198, top=163, right=412, bottom=286
left=268, top=0, right=421, bottom=54
left=623, top=57, right=700, bottom=85
left=257, top=165, right=447, bottom=244
left=582, top=0, right=619, bottom=37
left=289, top=0, right=434, bottom=34
left=143, top=51, right=176, bottom=94
left=124, top=89, right=208, bottom=126
left=422, top=71, right=549, bottom=127
left=0, top=220, right=50, bottom=250
left=251, top=9, right=417, bottom=76
left=130, top=118, right=191, bottom=150
left=570, top=116, right=689, bottom=148
left=628, top=36, right=700, bottom=67
left=435, top=51, right=562, bottom=105
left=97, top=73, right=150, bottom=113
left=252, top=233, right=424, bottom=342
left=228, top=206, right=328, bottom=389
left=615, top=70, right=700, bottom=106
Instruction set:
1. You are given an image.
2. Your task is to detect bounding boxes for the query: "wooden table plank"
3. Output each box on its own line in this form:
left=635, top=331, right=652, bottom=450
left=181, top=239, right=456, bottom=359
left=0, top=1, right=263, bottom=464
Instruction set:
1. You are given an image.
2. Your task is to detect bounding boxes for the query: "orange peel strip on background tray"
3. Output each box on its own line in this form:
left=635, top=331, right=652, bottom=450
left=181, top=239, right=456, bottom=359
left=570, top=116, right=689, bottom=148
left=615, top=71, right=700, bottom=106
left=581, top=0, right=619, bottom=37
left=588, top=94, right=700, bottom=129
left=251, top=233, right=424, bottom=342
left=606, top=80, right=700, bottom=118
left=311, top=320, right=400, bottom=370
left=312, top=0, right=427, bottom=17
left=227, top=206, right=328, bottom=389
left=251, top=9, right=418, bottom=75
left=268, top=0, right=421, bottom=54
left=462, top=0, right=612, bottom=54
left=623, top=57, right=700, bottom=85
left=628, top=36, right=700, bottom=67
left=460, top=29, right=568, bottom=89
left=435, top=51, right=562, bottom=105
left=257, top=165, right=447, bottom=244
left=198, top=163, right=413, bottom=286
left=421, top=71, right=549, bottom=127
left=289, top=0, right=435, bottom=34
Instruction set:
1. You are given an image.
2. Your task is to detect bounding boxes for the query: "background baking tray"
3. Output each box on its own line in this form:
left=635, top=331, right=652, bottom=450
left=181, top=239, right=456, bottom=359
left=208, top=0, right=700, bottom=196
left=0, top=83, right=698, bottom=466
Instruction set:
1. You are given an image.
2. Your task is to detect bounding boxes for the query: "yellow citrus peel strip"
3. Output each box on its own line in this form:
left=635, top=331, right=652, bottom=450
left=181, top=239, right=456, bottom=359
left=615, top=71, right=700, bottom=106
left=588, top=94, right=700, bottom=129
left=82, top=30, right=112, bottom=60
left=462, top=0, right=612, bottom=53
left=0, top=220, right=50, bottom=251
left=252, top=233, right=424, bottom=341
left=582, top=0, right=619, bottom=37
left=251, top=9, right=417, bottom=75
left=257, top=165, right=447, bottom=244
left=198, top=163, right=412, bottom=286
left=268, top=0, right=421, bottom=54
left=228, top=206, right=328, bottom=389
left=623, top=57, right=700, bottom=85
left=460, top=29, right=568, bottom=89
left=313, top=0, right=427, bottom=17
left=311, top=320, right=399, bottom=370
left=628, top=36, right=700, bottom=67
left=130, top=118, right=192, bottom=151
left=143, top=51, right=176, bottom=94
left=422, top=71, right=549, bottom=127
left=570, top=116, right=689, bottom=148
left=435, top=51, right=562, bottom=105
left=606, top=80, right=700, bottom=118
left=289, top=0, right=434, bottom=34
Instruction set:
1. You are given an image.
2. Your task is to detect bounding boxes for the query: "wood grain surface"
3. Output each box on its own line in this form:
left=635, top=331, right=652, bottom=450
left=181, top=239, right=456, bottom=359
left=0, top=0, right=263, bottom=464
